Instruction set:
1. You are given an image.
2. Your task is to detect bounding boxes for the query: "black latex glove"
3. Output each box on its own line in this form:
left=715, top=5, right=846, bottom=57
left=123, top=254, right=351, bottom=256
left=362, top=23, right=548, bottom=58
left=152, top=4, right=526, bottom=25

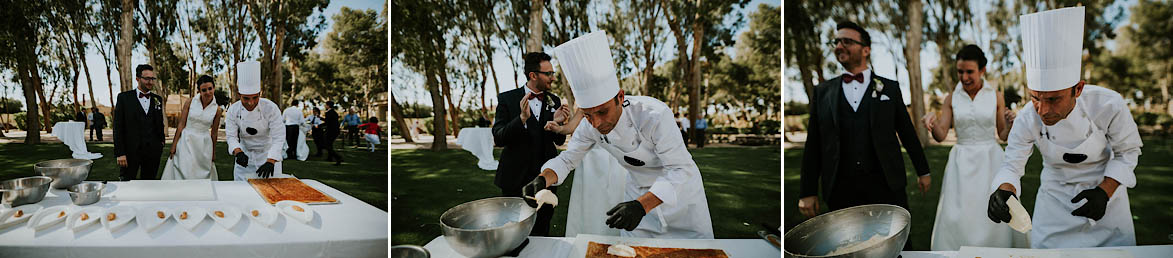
left=987, top=189, right=1015, bottom=223
left=1071, top=187, right=1109, bottom=220
left=235, top=152, right=249, bottom=167
left=256, top=162, right=275, bottom=178
left=605, top=200, right=646, bottom=231
left=522, top=175, right=548, bottom=208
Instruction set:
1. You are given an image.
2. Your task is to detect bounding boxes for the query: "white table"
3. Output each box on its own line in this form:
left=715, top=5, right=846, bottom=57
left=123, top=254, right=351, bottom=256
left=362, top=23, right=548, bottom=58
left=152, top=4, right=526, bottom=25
left=0, top=180, right=387, bottom=258
left=422, top=235, right=779, bottom=258
left=456, top=127, right=498, bottom=170
left=900, top=245, right=1173, bottom=258
left=52, top=121, right=102, bottom=160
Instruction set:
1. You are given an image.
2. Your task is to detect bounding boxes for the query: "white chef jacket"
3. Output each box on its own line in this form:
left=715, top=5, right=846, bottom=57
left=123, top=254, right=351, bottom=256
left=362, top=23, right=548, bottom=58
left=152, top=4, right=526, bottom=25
left=226, top=98, right=288, bottom=181
left=282, top=106, right=303, bottom=126
left=541, top=96, right=714, bottom=239
left=991, top=85, right=1141, bottom=248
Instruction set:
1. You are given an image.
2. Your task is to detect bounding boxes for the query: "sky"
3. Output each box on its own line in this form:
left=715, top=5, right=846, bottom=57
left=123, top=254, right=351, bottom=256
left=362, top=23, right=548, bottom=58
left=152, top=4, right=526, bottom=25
left=783, top=0, right=1139, bottom=105
left=2, top=0, right=385, bottom=109
left=390, top=0, right=782, bottom=109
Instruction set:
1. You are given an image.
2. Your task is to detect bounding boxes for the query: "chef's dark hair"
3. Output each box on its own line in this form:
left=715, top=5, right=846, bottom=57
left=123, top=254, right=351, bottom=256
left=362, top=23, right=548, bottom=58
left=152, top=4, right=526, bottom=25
left=836, top=21, right=870, bottom=46
left=955, top=44, right=987, bottom=70
left=136, top=64, right=154, bottom=78
left=196, top=75, right=214, bottom=87
left=523, top=52, right=552, bottom=79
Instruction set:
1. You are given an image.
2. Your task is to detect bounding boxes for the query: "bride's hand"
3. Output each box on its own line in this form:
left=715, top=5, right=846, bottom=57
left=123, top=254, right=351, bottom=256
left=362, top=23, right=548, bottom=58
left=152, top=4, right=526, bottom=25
left=169, top=144, right=176, bottom=157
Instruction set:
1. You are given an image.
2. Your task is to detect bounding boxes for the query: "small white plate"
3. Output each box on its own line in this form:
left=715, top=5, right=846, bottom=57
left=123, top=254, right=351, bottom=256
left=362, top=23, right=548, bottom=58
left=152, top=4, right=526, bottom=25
left=206, top=206, right=242, bottom=230
left=101, top=206, right=136, bottom=231
left=244, top=205, right=279, bottom=227
left=137, top=208, right=171, bottom=231
left=172, top=207, right=206, bottom=230
left=276, top=200, right=313, bottom=224
left=68, top=207, right=105, bottom=231
left=30, top=206, right=70, bottom=231
left=0, top=204, right=42, bottom=229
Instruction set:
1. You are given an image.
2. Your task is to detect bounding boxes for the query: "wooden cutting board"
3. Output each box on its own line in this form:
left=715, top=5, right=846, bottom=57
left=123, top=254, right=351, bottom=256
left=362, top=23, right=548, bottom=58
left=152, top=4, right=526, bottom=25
left=247, top=178, right=338, bottom=205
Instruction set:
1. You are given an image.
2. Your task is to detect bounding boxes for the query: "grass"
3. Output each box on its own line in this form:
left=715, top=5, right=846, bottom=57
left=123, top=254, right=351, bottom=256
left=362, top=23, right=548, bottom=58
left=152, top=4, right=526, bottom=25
left=784, top=137, right=1173, bottom=250
left=0, top=140, right=388, bottom=211
left=390, top=146, right=782, bottom=246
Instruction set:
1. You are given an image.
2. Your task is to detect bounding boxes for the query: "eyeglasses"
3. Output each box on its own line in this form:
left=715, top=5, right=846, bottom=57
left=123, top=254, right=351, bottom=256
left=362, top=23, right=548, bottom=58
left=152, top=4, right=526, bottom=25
left=829, top=38, right=864, bottom=47
left=531, top=71, right=556, bottom=77
left=138, top=76, right=158, bottom=82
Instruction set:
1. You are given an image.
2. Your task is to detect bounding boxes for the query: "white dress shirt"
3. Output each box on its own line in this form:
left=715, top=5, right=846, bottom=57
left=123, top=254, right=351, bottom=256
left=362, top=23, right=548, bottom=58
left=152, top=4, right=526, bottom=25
left=522, top=86, right=544, bottom=128
left=841, top=68, right=872, bottom=111
left=137, top=89, right=151, bottom=114
left=282, top=106, right=304, bottom=125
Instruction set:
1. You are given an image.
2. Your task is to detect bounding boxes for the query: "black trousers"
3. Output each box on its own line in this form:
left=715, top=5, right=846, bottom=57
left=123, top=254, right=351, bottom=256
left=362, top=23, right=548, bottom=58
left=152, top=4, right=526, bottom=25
left=324, top=132, right=342, bottom=162
left=120, top=146, right=161, bottom=180
left=680, top=130, right=689, bottom=144
left=827, top=169, right=913, bottom=250
left=502, top=186, right=556, bottom=236
left=695, top=128, right=707, bottom=148
left=286, top=125, right=299, bottom=158
left=345, top=125, right=360, bottom=145
left=91, top=126, right=103, bottom=141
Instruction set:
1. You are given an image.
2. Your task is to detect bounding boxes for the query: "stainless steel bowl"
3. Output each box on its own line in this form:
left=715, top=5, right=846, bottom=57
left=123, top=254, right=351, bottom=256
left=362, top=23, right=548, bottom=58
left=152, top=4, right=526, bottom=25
left=784, top=204, right=911, bottom=258
left=390, top=245, right=431, bottom=258
left=67, top=182, right=104, bottom=206
left=0, top=176, right=53, bottom=207
left=35, top=159, right=92, bottom=189
left=439, top=197, right=536, bottom=258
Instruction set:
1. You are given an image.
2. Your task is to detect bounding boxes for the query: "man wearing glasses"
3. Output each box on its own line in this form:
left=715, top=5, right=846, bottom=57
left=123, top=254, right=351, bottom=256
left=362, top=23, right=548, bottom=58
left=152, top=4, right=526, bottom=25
left=492, top=52, right=570, bottom=237
left=225, top=61, right=286, bottom=181
left=113, top=64, right=166, bottom=181
left=798, top=21, right=931, bottom=250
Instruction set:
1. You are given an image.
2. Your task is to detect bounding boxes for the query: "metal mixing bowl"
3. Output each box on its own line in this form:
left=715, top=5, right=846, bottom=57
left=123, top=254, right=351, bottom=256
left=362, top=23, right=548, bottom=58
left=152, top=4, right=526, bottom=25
left=0, top=176, right=53, bottom=207
left=67, top=182, right=104, bottom=206
left=439, top=197, right=536, bottom=258
left=390, top=245, right=430, bottom=258
left=35, top=159, right=92, bottom=189
left=784, top=204, right=911, bottom=258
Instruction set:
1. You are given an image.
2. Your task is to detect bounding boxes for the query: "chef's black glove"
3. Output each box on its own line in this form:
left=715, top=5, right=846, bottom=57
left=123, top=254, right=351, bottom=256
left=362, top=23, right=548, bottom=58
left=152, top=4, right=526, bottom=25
left=234, top=152, right=249, bottom=167
left=1071, top=187, right=1109, bottom=220
left=605, top=200, right=646, bottom=231
left=256, top=162, right=275, bottom=178
left=987, top=189, right=1015, bottom=223
left=522, top=175, right=548, bottom=208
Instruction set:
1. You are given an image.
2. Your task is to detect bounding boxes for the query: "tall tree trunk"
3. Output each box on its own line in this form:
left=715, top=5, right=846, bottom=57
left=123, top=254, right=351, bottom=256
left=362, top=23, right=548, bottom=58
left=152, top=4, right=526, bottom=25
left=390, top=89, right=413, bottom=143
left=906, top=0, right=928, bottom=147
left=426, top=67, right=448, bottom=151
left=687, top=0, right=704, bottom=143
left=16, top=59, right=42, bottom=144
left=118, top=0, right=135, bottom=92
left=440, top=67, right=461, bottom=138
left=526, top=0, right=544, bottom=51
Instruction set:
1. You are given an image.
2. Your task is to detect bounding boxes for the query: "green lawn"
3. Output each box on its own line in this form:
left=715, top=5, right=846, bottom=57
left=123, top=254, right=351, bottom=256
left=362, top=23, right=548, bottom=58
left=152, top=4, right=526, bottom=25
left=391, top=146, right=782, bottom=246
left=784, top=137, right=1173, bottom=250
left=0, top=140, right=388, bottom=211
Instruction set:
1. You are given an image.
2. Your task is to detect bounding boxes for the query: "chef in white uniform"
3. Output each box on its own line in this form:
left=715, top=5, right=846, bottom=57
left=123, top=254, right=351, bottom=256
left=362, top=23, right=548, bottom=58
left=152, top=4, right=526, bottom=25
left=987, top=6, right=1140, bottom=249
left=524, top=31, right=714, bottom=239
left=226, top=61, right=287, bottom=181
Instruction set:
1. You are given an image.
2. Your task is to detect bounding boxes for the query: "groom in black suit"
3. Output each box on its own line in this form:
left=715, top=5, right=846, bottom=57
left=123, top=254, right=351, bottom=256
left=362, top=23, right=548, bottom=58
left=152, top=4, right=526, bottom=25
left=798, top=21, right=931, bottom=224
left=113, top=64, right=165, bottom=181
left=492, top=52, right=568, bottom=236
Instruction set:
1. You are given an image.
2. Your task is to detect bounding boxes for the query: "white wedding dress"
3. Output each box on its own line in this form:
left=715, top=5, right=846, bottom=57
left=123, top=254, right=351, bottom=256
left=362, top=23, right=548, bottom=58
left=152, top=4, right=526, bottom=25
left=161, top=100, right=219, bottom=180
left=930, top=82, right=1028, bottom=250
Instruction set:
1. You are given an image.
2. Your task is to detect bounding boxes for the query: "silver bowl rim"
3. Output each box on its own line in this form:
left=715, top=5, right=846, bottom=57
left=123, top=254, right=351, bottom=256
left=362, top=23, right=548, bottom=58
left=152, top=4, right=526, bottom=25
left=390, top=245, right=431, bottom=256
left=66, top=182, right=105, bottom=193
left=34, top=158, right=94, bottom=168
left=783, top=204, right=912, bottom=256
left=0, top=176, right=54, bottom=191
left=439, top=196, right=537, bottom=233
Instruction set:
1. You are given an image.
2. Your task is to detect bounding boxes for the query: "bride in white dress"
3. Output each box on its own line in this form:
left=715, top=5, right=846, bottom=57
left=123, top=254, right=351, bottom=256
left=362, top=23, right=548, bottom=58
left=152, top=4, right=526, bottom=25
left=161, top=76, right=223, bottom=180
left=923, top=45, right=1027, bottom=250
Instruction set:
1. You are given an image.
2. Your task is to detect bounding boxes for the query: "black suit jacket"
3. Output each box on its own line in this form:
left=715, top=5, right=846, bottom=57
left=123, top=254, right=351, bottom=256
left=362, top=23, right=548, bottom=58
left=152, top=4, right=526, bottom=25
left=113, top=90, right=164, bottom=158
left=799, top=74, right=930, bottom=198
left=492, top=88, right=567, bottom=191
left=325, top=109, right=340, bottom=137
left=93, top=112, right=107, bottom=128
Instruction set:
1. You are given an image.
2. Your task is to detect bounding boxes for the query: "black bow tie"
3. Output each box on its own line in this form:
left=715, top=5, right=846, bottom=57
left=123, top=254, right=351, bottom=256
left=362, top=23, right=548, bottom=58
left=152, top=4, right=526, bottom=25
left=139, top=92, right=151, bottom=98
left=527, top=92, right=546, bottom=101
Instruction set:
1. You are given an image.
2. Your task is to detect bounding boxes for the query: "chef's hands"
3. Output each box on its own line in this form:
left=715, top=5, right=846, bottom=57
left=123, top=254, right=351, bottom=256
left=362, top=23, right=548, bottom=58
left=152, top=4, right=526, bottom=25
left=917, top=175, right=931, bottom=194
left=798, top=196, right=820, bottom=218
left=522, top=175, right=549, bottom=208
left=605, top=200, right=646, bottom=231
left=116, top=155, right=128, bottom=168
left=988, top=188, right=1017, bottom=223
left=256, top=161, right=275, bottom=178
left=519, top=92, right=533, bottom=121
left=1071, top=187, right=1109, bottom=220
left=234, top=148, right=249, bottom=167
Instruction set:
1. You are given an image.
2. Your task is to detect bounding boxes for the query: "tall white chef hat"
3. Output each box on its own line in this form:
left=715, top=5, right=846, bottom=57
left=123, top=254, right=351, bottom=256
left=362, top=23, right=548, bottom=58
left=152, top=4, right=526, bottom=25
left=1020, top=6, right=1084, bottom=92
left=552, top=31, right=621, bottom=109
left=237, top=61, right=261, bottom=95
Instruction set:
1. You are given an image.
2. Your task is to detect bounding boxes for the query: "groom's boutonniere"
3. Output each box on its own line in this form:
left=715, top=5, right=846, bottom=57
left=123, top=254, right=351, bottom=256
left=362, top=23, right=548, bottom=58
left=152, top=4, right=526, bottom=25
left=151, top=97, right=161, bottom=109
left=872, top=78, right=884, bottom=98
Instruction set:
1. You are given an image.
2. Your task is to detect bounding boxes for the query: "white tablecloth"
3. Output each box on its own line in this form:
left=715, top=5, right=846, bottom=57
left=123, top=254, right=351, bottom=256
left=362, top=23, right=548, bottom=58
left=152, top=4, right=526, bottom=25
left=456, top=127, right=498, bottom=170
left=900, top=245, right=1173, bottom=258
left=565, top=147, right=626, bottom=237
left=52, top=121, right=102, bottom=160
left=422, top=235, right=779, bottom=258
left=0, top=180, right=387, bottom=258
